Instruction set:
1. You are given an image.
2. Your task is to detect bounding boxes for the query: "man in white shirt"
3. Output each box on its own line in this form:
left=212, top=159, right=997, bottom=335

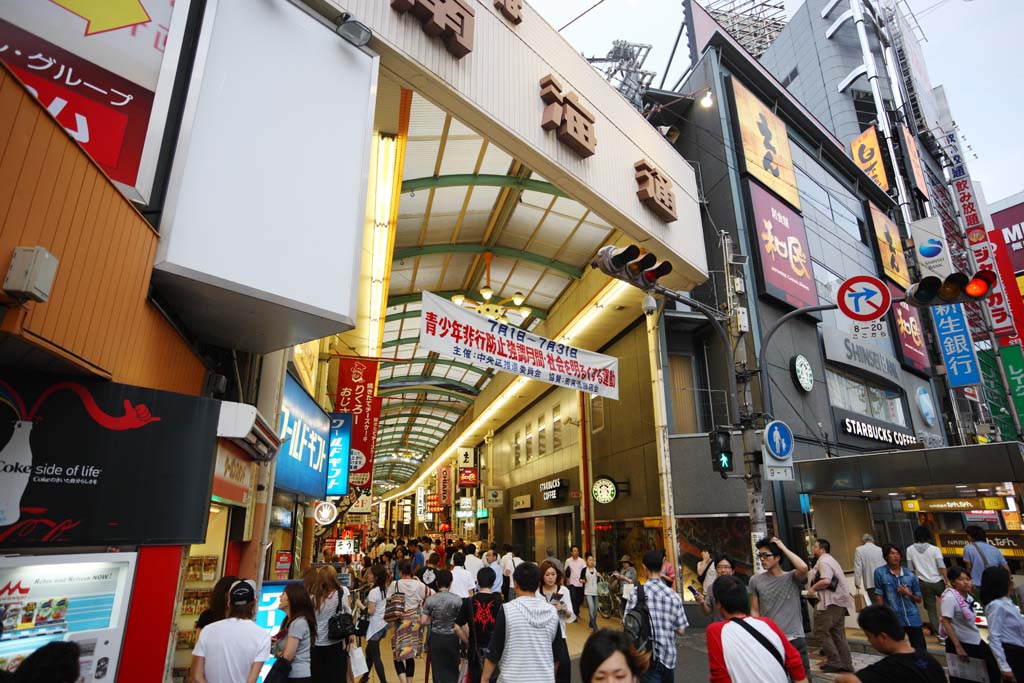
left=451, top=552, right=478, bottom=598
left=500, top=544, right=518, bottom=601
left=906, top=525, right=948, bottom=636
left=464, top=543, right=485, bottom=578
left=563, top=545, right=587, bottom=618
left=854, top=534, right=885, bottom=595
left=191, top=580, right=270, bottom=683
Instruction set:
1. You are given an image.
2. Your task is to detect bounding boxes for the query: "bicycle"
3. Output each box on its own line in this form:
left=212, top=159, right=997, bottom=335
left=596, top=572, right=623, bottom=619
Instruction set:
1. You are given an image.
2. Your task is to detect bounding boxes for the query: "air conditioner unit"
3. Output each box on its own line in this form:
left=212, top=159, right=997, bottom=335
left=217, top=402, right=281, bottom=462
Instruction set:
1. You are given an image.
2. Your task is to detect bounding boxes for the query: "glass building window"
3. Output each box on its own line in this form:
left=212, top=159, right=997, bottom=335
left=514, top=431, right=521, bottom=468
left=525, top=423, right=533, bottom=462
left=537, top=414, right=547, bottom=457
left=826, top=367, right=907, bottom=427
left=552, top=404, right=563, bottom=450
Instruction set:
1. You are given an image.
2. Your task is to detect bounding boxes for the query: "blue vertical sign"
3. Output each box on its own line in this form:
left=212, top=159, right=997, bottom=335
left=327, top=413, right=352, bottom=496
left=932, top=304, right=981, bottom=388
left=276, top=374, right=330, bottom=497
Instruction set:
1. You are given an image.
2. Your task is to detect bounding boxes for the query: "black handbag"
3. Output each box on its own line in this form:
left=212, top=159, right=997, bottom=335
left=262, top=657, right=291, bottom=683
left=327, top=591, right=355, bottom=640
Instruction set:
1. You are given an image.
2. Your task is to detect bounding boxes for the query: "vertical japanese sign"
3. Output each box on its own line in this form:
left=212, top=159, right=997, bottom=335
left=978, top=349, right=1015, bottom=439
left=416, top=487, right=426, bottom=522
left=999, top=345, right=1024, bottom=432
left=277, top=374, right=330, bottom=498
left=988, top=227, right=1024, bottom=344
left=932, top=305, right=981, bottom=388
left=334, top=359, right=381, bottom=491
left=0, top=1, right=184, bottom=201
left=869, top=204, right=911, bottom=289
left=851, top=126, right=889, bottom=191
left=728, top=77, right=801, bottom=211
left=747, top=179, right=817, bottom=310
left=438, top=466, right=453, bottom=506
left=887, top=283, right=930, bottom=375
left=966, top=221, right=1016, bottom=341
left=327, top=413, right=352, bottom=497
left=899, top=124, right=929, bottom=201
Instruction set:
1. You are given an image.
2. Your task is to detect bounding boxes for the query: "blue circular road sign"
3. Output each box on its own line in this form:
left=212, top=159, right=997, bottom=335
left=764, top=420, right=794, bottom=460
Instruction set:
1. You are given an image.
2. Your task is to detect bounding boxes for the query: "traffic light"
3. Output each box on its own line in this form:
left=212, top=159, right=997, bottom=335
left=591, top=245, right=674, bottom=291
left=710, top=428, right=734, bottom=476
left=905, top=271, right=998, bottom=307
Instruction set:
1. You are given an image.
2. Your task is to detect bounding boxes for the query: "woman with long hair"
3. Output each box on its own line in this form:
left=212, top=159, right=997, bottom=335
left=580, top=629, right=650, bottom=683
left=941, top=567, right=1001, bottom=683
left=981, top=565, right=1024, bottom=681
left=275, top=583, right=318, bottom=682
left=302, top=566, right=352, bottom=683
left=196, top=574, right=239, bottom=631
left=539, top=560, right=575, bottom=683
left=360, top=564, right=390, bottom=683
left=389, top=559, right=427, bottom=683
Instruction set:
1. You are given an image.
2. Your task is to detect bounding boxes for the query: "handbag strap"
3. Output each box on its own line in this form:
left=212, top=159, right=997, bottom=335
left=334, top=589, right=343, bottom=616
left=729, top=618, right=786, bottom=675
left=972, top=542, right=992, bottom=569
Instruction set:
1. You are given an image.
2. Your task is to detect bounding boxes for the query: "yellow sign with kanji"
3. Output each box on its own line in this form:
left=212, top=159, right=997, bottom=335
left=870, top=204, right=910, bottom=289
left=851, top=126, right=890, bottom=192
left=729, top=78, right=800, bottom=211
left=902, top=497, right=1006, bottom=513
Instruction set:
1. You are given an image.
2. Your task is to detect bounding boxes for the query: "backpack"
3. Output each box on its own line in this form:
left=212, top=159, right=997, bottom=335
left=327, top=590, right=355, bottom=640
left=622, top=584, right=652, bottom=654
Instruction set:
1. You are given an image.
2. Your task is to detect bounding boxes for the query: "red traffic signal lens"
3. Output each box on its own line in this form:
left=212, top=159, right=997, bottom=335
left=643, top=260, right=673, bottom=283
left=964, top=270, right=998, bottom=300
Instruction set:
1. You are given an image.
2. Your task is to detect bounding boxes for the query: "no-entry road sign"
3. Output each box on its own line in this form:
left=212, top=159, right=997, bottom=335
left=837, top=275, right=891, bottom=322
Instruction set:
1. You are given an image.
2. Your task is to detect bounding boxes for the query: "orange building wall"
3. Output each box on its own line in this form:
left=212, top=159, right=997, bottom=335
left=0, top=65, right=205, bottom=395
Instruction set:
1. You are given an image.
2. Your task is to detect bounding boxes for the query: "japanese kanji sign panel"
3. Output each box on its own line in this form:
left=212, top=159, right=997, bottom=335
left=391, top=0, right=474, bottom=59
left=634, top=159, right=678, bottom=222
left=1000, top=344, right=1024, bottom=433
left=932, top=304, right=981, bottom=388
left=540, top=74, right=597, bottom=158
left=992, top=199, right=1024, bottom=273
left=869, top=204, right=911, bottom=290
left=987, top=226, right=1024, bottom=344
left=438, top=465, right=453, bottom=506
left=887, top=282, right=930, bottom=376
left=419, top=291, right=620, bottom=400
left=899, top=124, right=929, bottom=201
left=851, top=126, right=889, bottom=192
left=748, top=180, right=818, bottom=310
left=334, top=359, right=381, bottom=490
left=966, top=221, right=1016, bottom=341
left=0, top=1, right=182, bottom=200
left=327, top=413, right=352, bottom=497
left=729, top=77, right=800, bottom=211
left=493, top=0, right=523, bottom=24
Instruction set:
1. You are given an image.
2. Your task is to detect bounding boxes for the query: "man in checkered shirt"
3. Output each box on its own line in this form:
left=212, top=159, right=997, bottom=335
left=624, top=550, right=689, bottom=683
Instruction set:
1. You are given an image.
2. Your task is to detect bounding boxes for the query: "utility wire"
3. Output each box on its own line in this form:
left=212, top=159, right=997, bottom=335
left=558, top=0, right=609, bottom=31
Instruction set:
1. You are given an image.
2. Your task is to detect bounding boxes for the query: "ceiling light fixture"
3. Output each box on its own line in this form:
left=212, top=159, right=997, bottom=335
left=449, top=252, right=532, bottom=324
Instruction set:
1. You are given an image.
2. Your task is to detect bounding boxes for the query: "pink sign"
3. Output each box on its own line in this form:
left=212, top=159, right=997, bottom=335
left=748, top=180, right=818, bottom=310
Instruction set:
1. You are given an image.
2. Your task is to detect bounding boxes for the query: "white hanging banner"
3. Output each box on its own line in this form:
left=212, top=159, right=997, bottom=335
left=419, top=291, right=620, bottom=400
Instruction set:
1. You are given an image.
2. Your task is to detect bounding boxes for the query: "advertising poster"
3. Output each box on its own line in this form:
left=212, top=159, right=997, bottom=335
left=910, top=216, right=953, bottom=282
left=334, top=359, right=381, bottom=491
left=992, top=200, right=1024, bottom=273
left=327, top=413, right=352, bottom=497
left=899, top=124, right=929, bottom=201
left=419, top=292, right=620, bottom=399
left=932, top=304, right=981, bottom=388
left=965, top=222, right=1017, bottom=342
left=438, top=466, right=453, bottom=506
left=887, top=283, right=930, bottom=375
left=728, top=77, right=800, bottom=211
left=851, top=126, right=889, bottom=191
left=0, top=552, right=136, bottom=679
left=987, top=227, right=1024, bottom=343
left=869, top=204, right=911, bottom=289
left=0, top=0, right=185, bottom=200
left=0, top=373, right=220, bottom=547
left=747, top=179, right=818, bottom=310
left=276, top=374, right=329, bottom=499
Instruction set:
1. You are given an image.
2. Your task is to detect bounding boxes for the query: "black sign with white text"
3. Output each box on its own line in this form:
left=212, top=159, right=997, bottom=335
left=834, top=407, right=917, bottom=448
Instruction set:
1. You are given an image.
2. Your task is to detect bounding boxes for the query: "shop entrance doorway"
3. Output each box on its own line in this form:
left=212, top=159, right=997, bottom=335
left=512, top=505, right=579, bottom=563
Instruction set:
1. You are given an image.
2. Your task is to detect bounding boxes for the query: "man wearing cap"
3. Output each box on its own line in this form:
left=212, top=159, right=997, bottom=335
left=191, top=580, right=271, bottom=683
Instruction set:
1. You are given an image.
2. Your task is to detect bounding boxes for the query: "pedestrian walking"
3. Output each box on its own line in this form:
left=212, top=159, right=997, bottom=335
left=905, top=526, right=948, bottom=637
left=697, top=546, right=716, bottom=596
left=540, top=560, right=576, bottom=683
left=499, top=545, right=517, bottom=602
left=564, top=546, right=587, bottom=618
left=458, top=566, right=504, bottom=683
left=304, top=565, right=352, bottom=683
left=941, top=566, right=1001, bottom=683
left=614, top=555, right=638, bottom=612
left=358, top=565, right=389, bottom=683
left=706, top=574, right=808, bottom=683
left=807, top=538, right=854, bottom=673
left=834, top=605, right=945, bottom=683
left=273, top=583, right=317, bottom=681
left=481, top=562, right=561, bottom=683
left=624, top=550, right=688, bottom=683
left=417, top=552, right=441, bottom=592
left=191, top=580, right=270, bottom=683
left=871, top=544, right=926, bottom=652
left=388, top=559, right=427, bottom=683
left=464, top=544, right=485, bottom=578
left=195, top=575, right=240, bottom=632
left=451, top=552, right=477, bottom=599
left=981, top=565, right=1024, bottom=682
left=749, top=537, right=812, bottom=678
left=483, top=548, right=504, bottom=595
left=963, top=525, right=1010, bottom=592
left=583, top=553, right=601, bottom=632
left=544, top=548, right=564, bottom=573
left=853, top=534, right=885, bottom=599
left=421, top=570, right=465, bottom=683
left=660, top=552, right=676, bottom=589
left=699, top=555, right=735, bottom=622
left=580, top=629, right=650, bottom=683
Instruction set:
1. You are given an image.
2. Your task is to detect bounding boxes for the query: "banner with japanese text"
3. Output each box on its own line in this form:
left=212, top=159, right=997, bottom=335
left=966, top=221, right=1016, bottom=342
left=887, top=283, right=930, bottom=376
left=988, top=227, right=1024, bottom=344
left=932, top=304, right=981, bottom=388
left=334, top=359, right=380, bottom=490
left=419, top=291, right=619, bottom=399
left=851, top=126, right=889, bottom=191
left=327, top=413, right=352, bottom=497
left=748, top=179, right=818, bottom=310
left=869, top=204, right=911, bottom=289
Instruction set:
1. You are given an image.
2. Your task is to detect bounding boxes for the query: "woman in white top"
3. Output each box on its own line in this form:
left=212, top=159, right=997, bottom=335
left=388, top=559, right=427, bottom=683
left=981, top=566, right=1024, bottom=681
left=359, top=564, right=390, bottom=683
left=941, top=567, right=1001, bottom=683
left=302, top=566, right=352, bottom=683
left=583, top=553, right=600, bottom=633
left=540, top=559, right=576, bottom=683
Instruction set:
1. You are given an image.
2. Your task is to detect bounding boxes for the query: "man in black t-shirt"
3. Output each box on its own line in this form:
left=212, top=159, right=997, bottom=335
left=457, top=567, right=505, bottom=683
left=417, top=552, right=441, bottom=591
left=836, top=605, right=946, bottom=683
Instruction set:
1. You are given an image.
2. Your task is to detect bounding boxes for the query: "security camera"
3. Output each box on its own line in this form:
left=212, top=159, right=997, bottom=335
left=642, top=293, right=658, bottom=316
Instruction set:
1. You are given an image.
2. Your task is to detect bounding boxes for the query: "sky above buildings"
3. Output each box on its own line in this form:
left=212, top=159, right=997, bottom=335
left=529, top=0, right=1023, bottom=204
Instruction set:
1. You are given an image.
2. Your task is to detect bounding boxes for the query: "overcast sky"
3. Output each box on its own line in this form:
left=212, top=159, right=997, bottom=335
left=529, top=0, right=1023, bottom=204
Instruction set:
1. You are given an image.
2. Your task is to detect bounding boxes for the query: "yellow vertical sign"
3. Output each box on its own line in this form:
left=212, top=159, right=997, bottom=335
left=900, top=125, right=929, bottom=201
left=851, top=126, right=890, bottom=192
left=870, top=204, right=910, bottom=289
left=729, top=78, right=801, bottom=211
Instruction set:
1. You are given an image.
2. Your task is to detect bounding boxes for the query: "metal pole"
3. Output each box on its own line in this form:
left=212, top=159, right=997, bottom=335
left=646, top=307, right=680, bottom=589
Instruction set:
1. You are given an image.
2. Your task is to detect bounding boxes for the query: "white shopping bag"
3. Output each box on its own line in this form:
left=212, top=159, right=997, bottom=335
left=350, top=646, right=369, bottom=678
left=945, top=654, right=989, bottom=683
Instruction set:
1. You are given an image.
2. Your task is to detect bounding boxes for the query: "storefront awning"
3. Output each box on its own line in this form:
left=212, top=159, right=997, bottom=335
left=795, top=441, right=1024, bottom=496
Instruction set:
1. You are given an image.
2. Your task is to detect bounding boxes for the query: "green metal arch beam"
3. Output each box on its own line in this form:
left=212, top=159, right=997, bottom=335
left=385, top=292, right=548, bottom=320
left=378, top=421, right=449, bottom=436
left=381, top=336, right=420, bottom=349
left=376, top=440, right=439, bottom=452
left=377, top=412, right=459, bottom=427
left=381, top=401, right=467, bottom=415
left=402, top=174, right=568, bottom=199
left=374, top=446, right=431, bottom=455
left=377, top=387, right=474, bottom=402
left=378, top=426, right=449, bottom=441
left=378, top=376, right=480, bottom=396
left=381, top=357, right=493, bottom=377
left=391, top=244, right=582, bottom=280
